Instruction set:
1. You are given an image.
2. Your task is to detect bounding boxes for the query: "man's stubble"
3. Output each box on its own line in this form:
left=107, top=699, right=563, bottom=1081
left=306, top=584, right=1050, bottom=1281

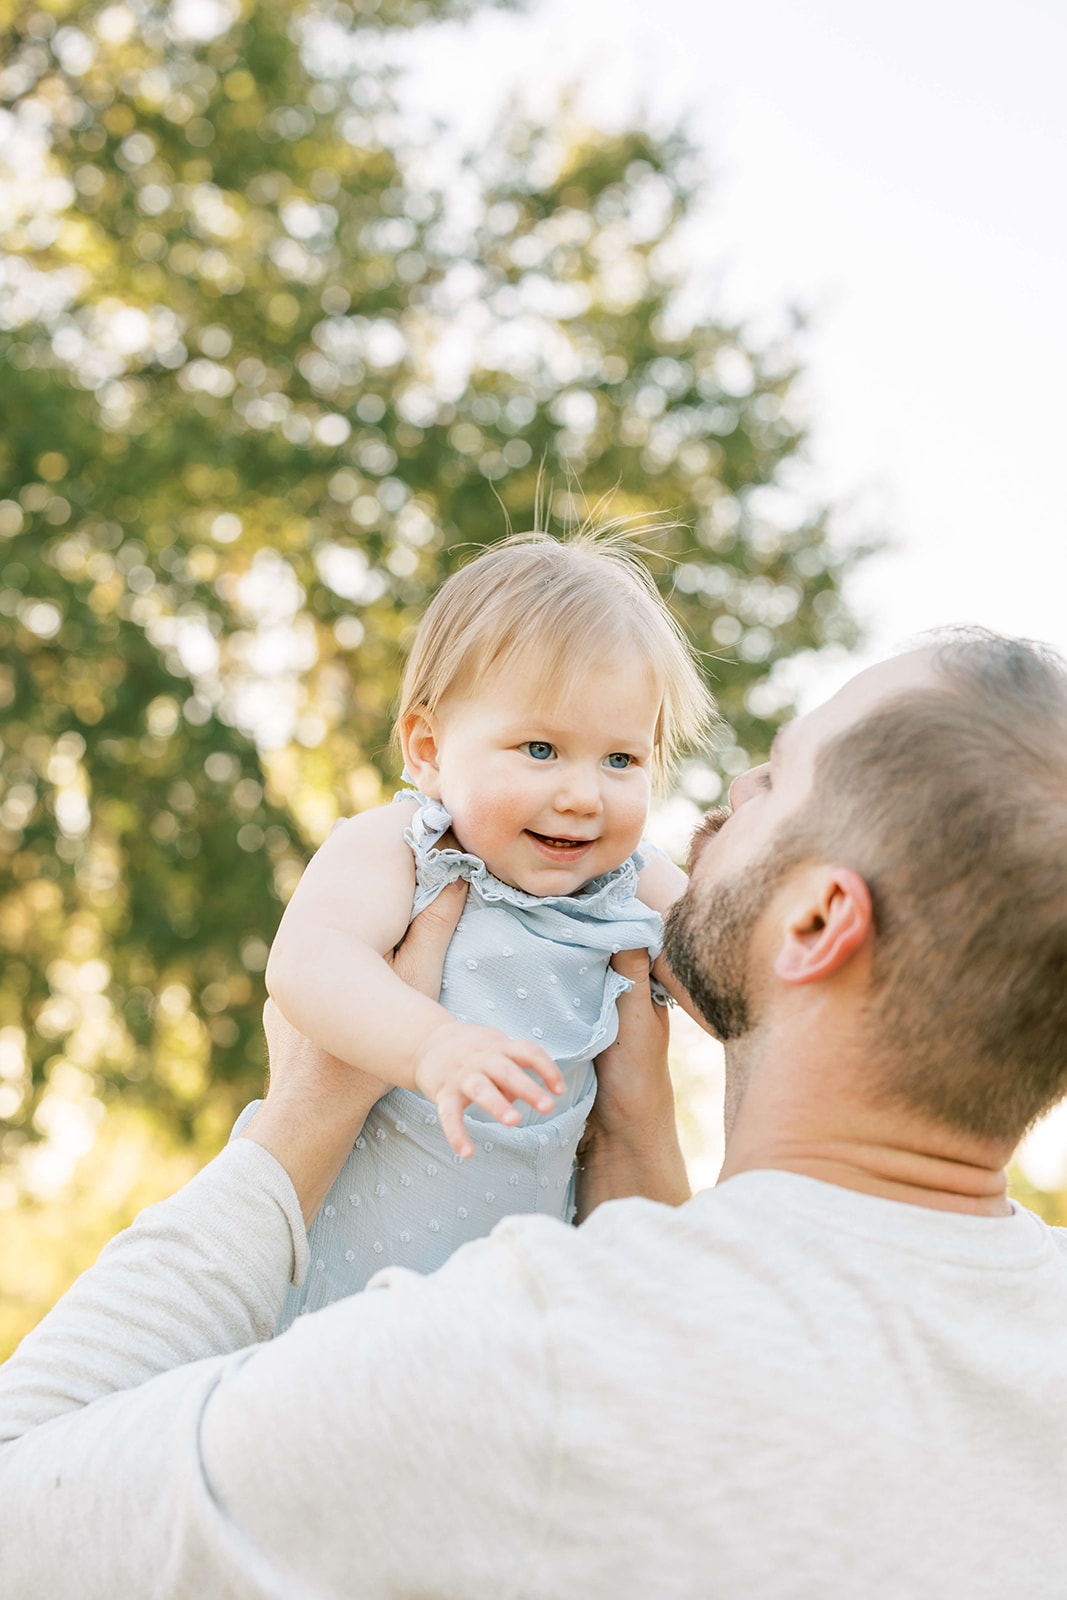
left=664, top=825, right=810, bottom=1137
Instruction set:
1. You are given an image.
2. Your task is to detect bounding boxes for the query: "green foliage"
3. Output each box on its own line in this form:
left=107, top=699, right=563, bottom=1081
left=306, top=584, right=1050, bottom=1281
left=0, top=0, right=859, bottom=1176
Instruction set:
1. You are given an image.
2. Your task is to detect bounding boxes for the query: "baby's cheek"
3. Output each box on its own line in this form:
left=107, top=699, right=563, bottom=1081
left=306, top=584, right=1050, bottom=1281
left=450, top=789, right=522, bottom=858
left=619, top=781, right=652, bottom=841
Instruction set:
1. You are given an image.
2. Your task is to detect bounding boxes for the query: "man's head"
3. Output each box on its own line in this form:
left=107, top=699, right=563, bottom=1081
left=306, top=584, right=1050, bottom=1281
left=666, top=631, right=1067, bottom=1148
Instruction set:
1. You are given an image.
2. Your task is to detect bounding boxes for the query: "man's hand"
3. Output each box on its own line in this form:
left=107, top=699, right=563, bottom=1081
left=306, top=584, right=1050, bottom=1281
left=242, top=881, right=471, bottom=1224
left=575, top=948, right=691, bottom=1221
left=386, top=880, right=467, bottom=997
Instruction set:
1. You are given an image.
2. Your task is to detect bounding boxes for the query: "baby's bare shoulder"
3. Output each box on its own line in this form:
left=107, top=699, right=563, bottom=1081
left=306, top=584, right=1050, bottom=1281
left=325, top=797, right=419, bottom=852
left=635, top=848, right=687, bottom=914
left=285, top=801, right=419, bottom=931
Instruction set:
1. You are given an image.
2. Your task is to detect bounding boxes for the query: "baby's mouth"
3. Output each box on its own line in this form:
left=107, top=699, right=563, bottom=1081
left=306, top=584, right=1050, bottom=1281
left=526, top=831, right=594, bottom=853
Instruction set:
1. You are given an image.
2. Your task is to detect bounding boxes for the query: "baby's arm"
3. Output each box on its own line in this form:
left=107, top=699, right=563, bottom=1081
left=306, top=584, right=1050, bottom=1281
left=635, top=851, right=716, bottom=1032
left=266, top=803, right=563, bottom=1155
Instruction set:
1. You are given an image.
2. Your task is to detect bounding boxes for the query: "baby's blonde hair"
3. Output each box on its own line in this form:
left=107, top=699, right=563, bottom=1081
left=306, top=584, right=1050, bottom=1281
left=396, top=530, right=715, bottom=788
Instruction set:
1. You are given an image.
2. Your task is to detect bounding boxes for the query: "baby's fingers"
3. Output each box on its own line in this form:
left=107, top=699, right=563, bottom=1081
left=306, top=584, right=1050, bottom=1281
left=437, top=1091, right=475, bottom=1160
left=481, top=1059, right=556, bottom=1116
left=462, top=1071, right=527, bottom=1127
left=509, top=1041, right=565, bottom=1097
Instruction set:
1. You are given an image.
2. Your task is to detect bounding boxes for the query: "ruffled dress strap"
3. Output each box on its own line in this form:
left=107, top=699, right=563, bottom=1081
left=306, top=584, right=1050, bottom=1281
left=393, top=785, right=451, bottom=851
left=392, top=786, right=665, bottom=943
left=392, top=782, right=489, bottom=916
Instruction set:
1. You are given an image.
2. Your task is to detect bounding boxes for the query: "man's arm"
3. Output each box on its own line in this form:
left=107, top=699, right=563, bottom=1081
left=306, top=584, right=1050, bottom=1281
left=243, top=881, right=470, bottom=1222
left=575, top=948, right=691, bottom=1222
left=0, top=886, right=686, bottom=1599
left=0, top=1018, right=391, bottom=1448
left=0, top=883, right=683, bottom=1451
left=0, top=885, right=467, bottom=1441
left=0, top=1138, right=306, bottom=1449
left=0, top=879, right=555, bottom=1599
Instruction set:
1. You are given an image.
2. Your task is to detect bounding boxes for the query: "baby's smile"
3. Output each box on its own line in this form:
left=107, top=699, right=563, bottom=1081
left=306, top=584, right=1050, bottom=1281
left=417, top=654, right=662, bottom=896
left=524, top=830, right=597, bottom=857
left=524, top=832, right=601, bottom=870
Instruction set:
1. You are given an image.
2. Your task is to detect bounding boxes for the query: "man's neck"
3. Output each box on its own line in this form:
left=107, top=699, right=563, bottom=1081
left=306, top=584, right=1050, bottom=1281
left=718, top=1037, right=1015, bottom=1217
left=719, top=1137, right=1012, bottom=1215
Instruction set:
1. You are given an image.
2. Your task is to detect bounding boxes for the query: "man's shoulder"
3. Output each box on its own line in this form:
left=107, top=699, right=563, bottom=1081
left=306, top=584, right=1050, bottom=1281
left=353, top=1172, right=1067, bottom=1352
left=358, top=1190, right=716, bottom=1332
left=1042, top=1215, right=1067, bottom=1255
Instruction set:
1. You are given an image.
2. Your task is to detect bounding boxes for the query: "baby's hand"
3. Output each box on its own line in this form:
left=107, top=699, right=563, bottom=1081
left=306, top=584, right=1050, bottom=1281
left=412, top=1020, right=565, bottom=1158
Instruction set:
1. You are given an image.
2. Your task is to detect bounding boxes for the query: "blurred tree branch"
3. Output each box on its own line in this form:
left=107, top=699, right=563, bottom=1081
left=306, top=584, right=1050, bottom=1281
left=0, top=0, right=862, bottom=1180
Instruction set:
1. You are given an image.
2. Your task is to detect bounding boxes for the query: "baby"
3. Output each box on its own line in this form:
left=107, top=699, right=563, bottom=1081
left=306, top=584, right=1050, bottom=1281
left=259, top=531, right=713, bottom=1326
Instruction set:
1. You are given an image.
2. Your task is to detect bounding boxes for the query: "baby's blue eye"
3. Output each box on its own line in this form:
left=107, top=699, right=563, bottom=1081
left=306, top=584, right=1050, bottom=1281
left=522, top=741, right=554, bottom=761
left=605, top=752, right=633, bottom=770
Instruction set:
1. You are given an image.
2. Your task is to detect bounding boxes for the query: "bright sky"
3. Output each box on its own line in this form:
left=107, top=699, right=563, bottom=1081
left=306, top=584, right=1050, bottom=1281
left=399, top=0, right=1067, bottom=1186
left=398, top=0, right=1067, bottom=711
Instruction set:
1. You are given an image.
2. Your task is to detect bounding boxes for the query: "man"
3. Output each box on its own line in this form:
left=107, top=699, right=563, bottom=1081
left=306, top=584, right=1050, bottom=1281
left=2, top=629, right=1067, bottom=1598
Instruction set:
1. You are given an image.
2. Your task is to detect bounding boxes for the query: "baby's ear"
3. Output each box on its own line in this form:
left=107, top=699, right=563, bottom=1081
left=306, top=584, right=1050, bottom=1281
left=400, top=709, right=443, bottom=798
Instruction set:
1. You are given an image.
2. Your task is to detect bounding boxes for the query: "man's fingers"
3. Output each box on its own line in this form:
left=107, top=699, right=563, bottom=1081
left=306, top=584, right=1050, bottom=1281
left=419, top=878, right=468, bottom=934
left=610, top=947, right=653, bottom=988
left=391, top=880, right=468, bottom=999
left=609, top=949, right=665, bottom=1043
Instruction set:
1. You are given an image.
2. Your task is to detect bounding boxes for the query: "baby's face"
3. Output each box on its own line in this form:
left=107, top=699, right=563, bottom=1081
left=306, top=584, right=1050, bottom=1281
left=424, top=658, right=660, bottom=896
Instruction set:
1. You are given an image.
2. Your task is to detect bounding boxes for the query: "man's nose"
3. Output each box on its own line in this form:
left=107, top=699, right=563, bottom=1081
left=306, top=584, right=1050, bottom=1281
left=728, top=763, right=769, bottom=811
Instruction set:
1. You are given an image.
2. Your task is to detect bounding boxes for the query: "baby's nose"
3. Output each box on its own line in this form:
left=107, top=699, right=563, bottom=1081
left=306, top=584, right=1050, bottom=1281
left=557, top=768, right=603, bottom=813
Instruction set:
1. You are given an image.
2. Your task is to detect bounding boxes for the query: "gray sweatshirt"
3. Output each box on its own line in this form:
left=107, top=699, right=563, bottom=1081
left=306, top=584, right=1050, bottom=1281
left=2, top=1139, right=1066, bottom=1598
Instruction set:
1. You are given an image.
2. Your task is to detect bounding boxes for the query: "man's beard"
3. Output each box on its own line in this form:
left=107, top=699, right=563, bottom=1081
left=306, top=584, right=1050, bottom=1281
left=664, top=843, right=794, bottom=1042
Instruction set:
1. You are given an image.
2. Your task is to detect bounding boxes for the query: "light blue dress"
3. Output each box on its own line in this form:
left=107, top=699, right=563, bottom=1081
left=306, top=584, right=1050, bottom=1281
left=236, top=789, right=665, bottom=1331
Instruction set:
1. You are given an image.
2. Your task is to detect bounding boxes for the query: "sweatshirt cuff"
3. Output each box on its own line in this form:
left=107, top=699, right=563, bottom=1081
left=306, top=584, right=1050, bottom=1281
left=214, top=1138, right=310, bottom=1288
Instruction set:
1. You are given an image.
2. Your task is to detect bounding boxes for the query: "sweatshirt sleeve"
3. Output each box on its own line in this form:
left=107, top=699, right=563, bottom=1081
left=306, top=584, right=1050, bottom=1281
left=0, top=1137, right=308, bottom=1444
left=0, top=1181, right=556, bottom=1600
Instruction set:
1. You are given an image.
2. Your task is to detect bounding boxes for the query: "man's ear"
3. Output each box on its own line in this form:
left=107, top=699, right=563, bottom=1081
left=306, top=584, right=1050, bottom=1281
left=773, top=866, right=872, bottom=986
left=399, top=709, right=443, bottom=798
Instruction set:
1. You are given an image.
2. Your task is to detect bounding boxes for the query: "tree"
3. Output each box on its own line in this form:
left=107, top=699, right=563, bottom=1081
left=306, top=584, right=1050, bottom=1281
left=0, top=0, right=859, bottom=1178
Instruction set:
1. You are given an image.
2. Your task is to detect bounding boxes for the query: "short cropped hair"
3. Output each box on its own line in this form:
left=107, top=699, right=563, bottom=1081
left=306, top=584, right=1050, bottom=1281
left=801, top=630, right=1067, bottom=1142
left=396, top=531, right=714, bottom=787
